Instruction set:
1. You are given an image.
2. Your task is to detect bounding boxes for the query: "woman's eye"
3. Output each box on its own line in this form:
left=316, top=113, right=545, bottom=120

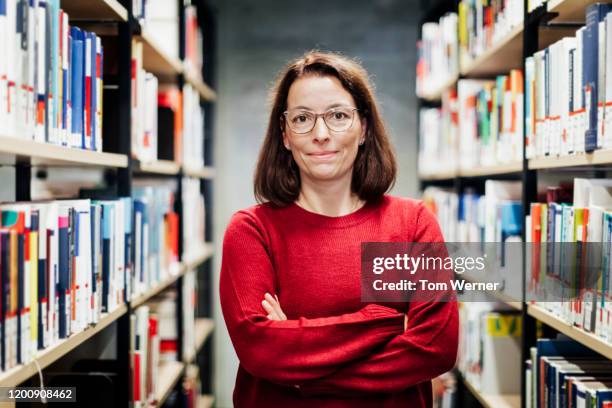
left=293, top=115, right=307, bottom=123
left=334, top=112, right=348, bottom=120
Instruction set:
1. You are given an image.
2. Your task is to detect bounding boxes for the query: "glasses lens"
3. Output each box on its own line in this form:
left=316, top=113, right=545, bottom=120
left=324, top=107, right=354, bottom=131
left=286, top=111, right=315, bottom=133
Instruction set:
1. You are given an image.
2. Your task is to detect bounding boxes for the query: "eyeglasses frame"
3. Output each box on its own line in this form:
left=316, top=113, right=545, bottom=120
left=282, top=107, right=359, bottom=134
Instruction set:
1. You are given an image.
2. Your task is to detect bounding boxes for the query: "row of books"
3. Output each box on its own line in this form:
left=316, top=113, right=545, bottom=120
left=184, top=3, right=204, bottom=79
left=526, top=337, right=612, bottom=408
left=183, top=83, right=206, bottom=169
left=0, top=0, right=104, bottom=151
left=132, top=182, right=180, bottom=297
left=458, top=302, right=522, bottom=394
left=182, top=178, right=205, bottom=261
left=415, top=13, right=458, bottom=97
left=131, top=42, right=206, bottom=165
left=130, top=270, right=197, bottom=407
left=131, top=40, right=158, bottom=163
left=525, top=4, right=612, bottom=159
left=423, top=180, right=523, bottom=244
left=458, top=0, right=523, bottom=64
left=418, top=72, right=523, bottom=175
left=0, top=198, right=129, bottom=371
left=526, top=178, right=612, bottom=341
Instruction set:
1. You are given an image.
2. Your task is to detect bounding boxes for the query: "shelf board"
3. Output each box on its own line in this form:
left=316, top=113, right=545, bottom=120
left=418, top=169, right=458, bottom=181
left=546, top=0, right=598, bottom=23
left=462, top=376, right=520, bottom=408
left=198, top=395, right=215, bottom=408
left=528, top=149, right=612, bottom=170
left=0, top=305, right=127, bottom=387
left=155, top=361, right=185, bottom=406
left=130, top=264, right=185, bottom=308
left=528, top=304, right=612, bottom=360
left=138, top=30, right=183, bottom=79
left=460, top=24, right=524, bottom=77
left=418, top=74, right=458, bottom=102
left=134, top=160, right=181, bottom=175
left=183, top=165, right=216, bottom=179
left=184, top=243, right=214, bottom=270
left=461, top=274, right=522, bottom=311
left=459, top=161, right=523, bottom=177
left=184, top=318, right=215, bottom=363
left=60, top=0, right=128, bottom=22
left=184, top=68, right=217, bottom=102
left=0, top=135, right=127, bottom=168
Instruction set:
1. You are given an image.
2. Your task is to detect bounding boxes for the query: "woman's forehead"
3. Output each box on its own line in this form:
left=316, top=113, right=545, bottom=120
left=286, top=75, right=355, bottom=110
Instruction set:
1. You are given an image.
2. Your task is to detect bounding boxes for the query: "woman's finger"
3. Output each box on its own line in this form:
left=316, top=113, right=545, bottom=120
left=262, top=299, right=275, bottom=315
left=265, top=293, right=287, bottom=320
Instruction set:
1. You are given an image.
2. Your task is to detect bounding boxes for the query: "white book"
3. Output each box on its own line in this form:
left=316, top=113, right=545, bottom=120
left=599, top=18, right=607, bottom=148
left=560, top=38, right=577, bottom=156
left=95, top=35, right=102, bottom=152
left=605, top=13, right=612, bottom=148
left=575, top=27, right=587, bottom=153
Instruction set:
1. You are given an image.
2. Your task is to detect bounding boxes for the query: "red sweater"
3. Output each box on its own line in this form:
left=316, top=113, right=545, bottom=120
left=219, top=195, right=458, bottom=407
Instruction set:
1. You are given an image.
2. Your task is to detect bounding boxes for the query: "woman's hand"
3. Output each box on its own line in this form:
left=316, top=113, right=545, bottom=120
left=262, top=293, right=287, bottom=320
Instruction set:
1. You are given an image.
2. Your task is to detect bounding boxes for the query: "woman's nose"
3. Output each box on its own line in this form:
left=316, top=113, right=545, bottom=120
left=312, top=116, right=330, bottom=142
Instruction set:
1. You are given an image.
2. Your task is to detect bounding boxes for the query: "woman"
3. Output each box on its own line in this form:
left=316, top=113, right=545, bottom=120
left=219, top=51, right=458, bottom=407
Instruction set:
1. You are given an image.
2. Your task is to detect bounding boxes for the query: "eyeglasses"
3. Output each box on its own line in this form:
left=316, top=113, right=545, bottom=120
left=283, top=106, right=358, bottom=134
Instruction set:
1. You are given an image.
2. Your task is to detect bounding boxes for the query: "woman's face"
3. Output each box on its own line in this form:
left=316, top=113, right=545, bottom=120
left=283, top=75, right=366, bottom=185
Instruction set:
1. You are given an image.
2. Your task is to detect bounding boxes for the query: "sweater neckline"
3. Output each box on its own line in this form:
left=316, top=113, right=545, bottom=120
left=287, top=199, right=378, bottom=228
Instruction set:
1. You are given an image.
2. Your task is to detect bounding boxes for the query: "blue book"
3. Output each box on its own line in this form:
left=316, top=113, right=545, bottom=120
left=90, top=32, right=97, bottom=151
left=598, top=390, right=612, bottom=408
left=57, top=211, right=70, bottom=339
left=70, top=27, right=84, bottom=148
left=584, top=3, right=612, bottom=151
left=100, top=203, right=112, bottom=313
left=0, top=231, right=9, bottom=371
left=133, top=200, right=146, bottom=287
left=121, top=198, right=132, bottom=303
left=16, top=233, right=23, bottom=364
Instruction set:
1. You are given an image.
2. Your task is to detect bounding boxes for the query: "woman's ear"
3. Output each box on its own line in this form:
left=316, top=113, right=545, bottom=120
left=360, top=118, right=367, bottom=145
left=282, top=133, right=291, bottom=151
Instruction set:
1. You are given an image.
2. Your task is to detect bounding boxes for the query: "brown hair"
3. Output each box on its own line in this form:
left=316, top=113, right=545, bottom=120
left=254, top=51, right=397, bottom=207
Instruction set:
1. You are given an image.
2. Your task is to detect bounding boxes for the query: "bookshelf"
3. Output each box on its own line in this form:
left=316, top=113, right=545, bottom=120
left=462, top=376, right=521, bottom=408
left=60, top=0, right=128, bottom=22
left=138, top=30, right=184, bottom=78
left=198, top=395, right=215, bottom=408
left=0, top=305, right=127, bottom=387
left=418, top=74, right=458, bottom=102
left=528, top=149, right=612, bottom=170
left=0, top=135, right=128, bottom=168
left=0, top=0, right=218, bottom=406
left=417, top=1, right=612, bottom=406
left=546, top=0, right=601, bottom=22
left=155, top=361, right=185, bottom=406
left=527, top=304, right=612, bottom=360
left=183, top=165, right=216, bottom=179
left=184, top=68, right=218, bottom=102
left=134, top=159, right=181, bottom=175
left=460, top=24, right=524, bottom=77
left=184, top=318, right=215, bottom=364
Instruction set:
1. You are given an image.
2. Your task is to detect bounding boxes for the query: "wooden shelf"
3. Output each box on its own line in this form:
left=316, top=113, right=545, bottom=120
left=528, top=304, right=612, bottom=360
left=61, top=0, right=127, bottom=22
left=138, top=30, right=183, bottom=79
left=459, top=161, right=523, bottom=177
left=546, top=0, right=599, bottom=23
left=419, top=169, right=458, bottom=181
left=528, top=149, right=612, bottom=170
left=130, top=264, right=185, bottom=308
left=135, top=160, right=181, bottom=175
left=460, top=25, right=523, bottom=77
left=198, top=395, right=215, bottom=408
left=417, top=74, right=458, bottom=101
left=461, top=274, right=522, bottom=311
left=184, top=318, right=215, bottom=363
left=155, top=361, right=185, bottom=407
left=0, top=135, right=127, bottom=168
left=0, top=305, right=127, bottom=387
left=184, top=68, right=217, bottom=102
left=183, top=165, right=216, bottom=179
left=462, top=376, right=520, bottom=408
left=184, top=243, right=214, bottom=270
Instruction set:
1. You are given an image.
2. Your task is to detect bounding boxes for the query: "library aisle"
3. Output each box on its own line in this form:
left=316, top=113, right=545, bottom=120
left=5, top=0, right=612, bottom=407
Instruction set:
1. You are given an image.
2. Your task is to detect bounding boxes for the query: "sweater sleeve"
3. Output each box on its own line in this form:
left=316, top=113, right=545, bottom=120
left=219, top=210, right=405, bottom=386
left=298, top=202, right=459, bottom=396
